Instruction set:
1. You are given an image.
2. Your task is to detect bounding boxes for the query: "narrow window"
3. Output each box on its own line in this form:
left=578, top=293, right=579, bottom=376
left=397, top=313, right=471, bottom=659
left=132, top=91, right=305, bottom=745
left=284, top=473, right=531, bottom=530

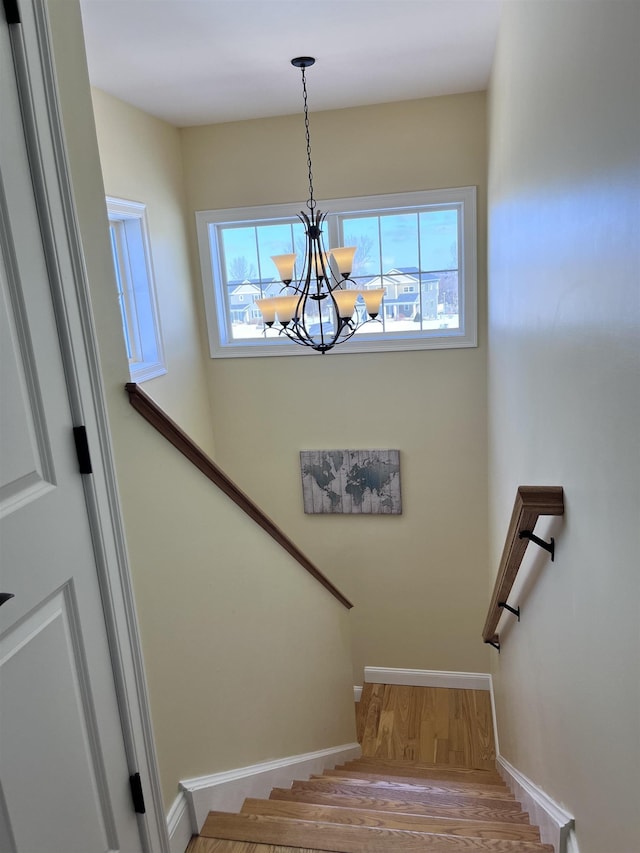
left=106, top=197, right=166, bottom=381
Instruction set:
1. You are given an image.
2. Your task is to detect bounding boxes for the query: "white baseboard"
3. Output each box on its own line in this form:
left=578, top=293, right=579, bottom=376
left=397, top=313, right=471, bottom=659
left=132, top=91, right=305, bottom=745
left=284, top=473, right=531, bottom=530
left=364, top=666, right=491, bottom=691
left=180, top=742, right=361, bottom=832
left=488, top=673, right=500, bottom=758
left=497, top=755, right=575, bottom=853
left=353, top=685, right=363, bottom=702
left=166, top=792, right=192, bottom=853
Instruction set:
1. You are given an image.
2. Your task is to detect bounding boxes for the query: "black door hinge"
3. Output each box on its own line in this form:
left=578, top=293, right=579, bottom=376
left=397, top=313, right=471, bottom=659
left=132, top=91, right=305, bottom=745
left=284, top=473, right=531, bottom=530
left=129, top=772, right=146, bottom=814
left=73, top=426, right=93, bottom=474
left=3, top=0, right=21, bottom=25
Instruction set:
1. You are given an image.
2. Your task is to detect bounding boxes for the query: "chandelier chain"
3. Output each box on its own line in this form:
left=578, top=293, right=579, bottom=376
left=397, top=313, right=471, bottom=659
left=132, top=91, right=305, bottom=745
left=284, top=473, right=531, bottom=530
left=300, top=65, right=316, bottom=211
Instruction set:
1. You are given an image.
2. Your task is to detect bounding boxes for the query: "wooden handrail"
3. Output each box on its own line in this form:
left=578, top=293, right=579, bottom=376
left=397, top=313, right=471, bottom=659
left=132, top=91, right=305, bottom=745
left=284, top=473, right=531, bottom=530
left=483, top=486, right=564, bottom=645
left=125, top=383, right=353, bottom=610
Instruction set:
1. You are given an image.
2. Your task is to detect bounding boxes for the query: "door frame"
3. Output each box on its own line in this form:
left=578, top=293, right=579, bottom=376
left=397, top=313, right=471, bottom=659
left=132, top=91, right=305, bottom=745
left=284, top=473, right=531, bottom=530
left=6, top=2, right=169, bottom=850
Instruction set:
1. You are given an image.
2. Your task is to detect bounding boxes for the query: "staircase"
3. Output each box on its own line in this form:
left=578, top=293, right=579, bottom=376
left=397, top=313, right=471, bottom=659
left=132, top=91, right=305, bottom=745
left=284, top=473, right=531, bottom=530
left=186, top=757, right=553, bottom=852
left=186, top=684, right=553, bottom=852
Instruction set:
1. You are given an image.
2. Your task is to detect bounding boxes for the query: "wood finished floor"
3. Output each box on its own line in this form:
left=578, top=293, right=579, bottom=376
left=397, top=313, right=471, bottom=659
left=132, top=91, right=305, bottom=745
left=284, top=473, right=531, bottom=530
left=356, top=683, right=496, bottom=770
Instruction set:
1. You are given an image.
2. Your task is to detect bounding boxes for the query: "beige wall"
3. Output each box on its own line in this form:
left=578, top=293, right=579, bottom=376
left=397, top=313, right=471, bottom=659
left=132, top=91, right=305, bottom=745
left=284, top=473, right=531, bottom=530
left=181, top=93, right=491, bottom=682
left=91, top=87, right=215, bottom=453
left=487, top=2, right=640, bottom=851
left=108, top=406, right=356, bottom=810
left=48, top=0, right=356, bottom=811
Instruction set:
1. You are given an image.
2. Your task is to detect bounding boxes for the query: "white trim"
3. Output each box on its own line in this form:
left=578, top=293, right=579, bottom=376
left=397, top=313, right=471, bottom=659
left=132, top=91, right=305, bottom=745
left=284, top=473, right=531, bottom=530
left=166, top=793, right=192, bottom=853
left=17, top=3, right=168, bottom=850
left=488, top=672, right=501, bottom=758
left=364, top=666, right=491, bottom=691
left=497, top=755, right=575, bottom=853
left=180, top=742, right=361, bottom=832
left=353, top=685, right=363, bottom=702
left=566, top=827, right=581, bottom=853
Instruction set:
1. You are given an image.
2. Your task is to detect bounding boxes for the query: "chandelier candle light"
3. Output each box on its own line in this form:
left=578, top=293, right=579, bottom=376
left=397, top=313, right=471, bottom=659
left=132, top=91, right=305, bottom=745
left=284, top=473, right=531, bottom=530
left=256, top=57, right=384, bottom=354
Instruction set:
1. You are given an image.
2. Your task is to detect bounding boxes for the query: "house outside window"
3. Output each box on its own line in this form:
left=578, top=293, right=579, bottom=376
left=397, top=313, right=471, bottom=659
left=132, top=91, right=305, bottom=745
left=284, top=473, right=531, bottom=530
left=107, top=197, right=166, bottom=382
left=196, top=187, right=476, bottom=357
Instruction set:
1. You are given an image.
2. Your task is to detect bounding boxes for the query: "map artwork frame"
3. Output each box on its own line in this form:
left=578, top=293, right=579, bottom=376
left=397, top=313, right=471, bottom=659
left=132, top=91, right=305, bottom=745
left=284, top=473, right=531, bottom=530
left=300, top=450, right=402, bottom=515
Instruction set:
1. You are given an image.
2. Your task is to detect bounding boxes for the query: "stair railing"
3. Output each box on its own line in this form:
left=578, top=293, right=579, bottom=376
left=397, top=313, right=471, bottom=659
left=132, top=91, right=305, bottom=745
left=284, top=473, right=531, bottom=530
left=125, top=382, right=353, bottom=609
left=483, top=486, right=564, bottom=650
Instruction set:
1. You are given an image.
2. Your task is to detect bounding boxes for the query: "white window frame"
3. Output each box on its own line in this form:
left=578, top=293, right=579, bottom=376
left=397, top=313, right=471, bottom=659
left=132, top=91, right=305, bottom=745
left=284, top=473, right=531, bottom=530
left=196, top=187, right=477, bottom=358
left=106, top=197, right=166, bottom=381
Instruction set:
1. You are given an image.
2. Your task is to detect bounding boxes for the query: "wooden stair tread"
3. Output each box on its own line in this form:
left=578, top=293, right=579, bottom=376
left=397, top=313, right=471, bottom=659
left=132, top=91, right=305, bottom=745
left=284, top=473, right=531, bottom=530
left=340, top=760, right=505, bottom=785
left=186, top=838, right=272, bottom=853
left=241, top=797, right=541, bottom=841
left=319, top=771, right=511, bottom=796
left=270, top=788, right=531, bottom=824
left=292, top=780, right=522, bottom=811
left=187, top=838, right=329, bottom=853
left=339, top=762, right=503, bottom=785
left=201, top=811, right=555, bottom=852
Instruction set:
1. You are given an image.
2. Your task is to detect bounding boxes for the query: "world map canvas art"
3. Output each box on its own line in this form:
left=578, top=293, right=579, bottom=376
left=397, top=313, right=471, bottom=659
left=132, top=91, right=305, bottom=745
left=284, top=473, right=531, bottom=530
left=300, top=450, right=402, bottom=515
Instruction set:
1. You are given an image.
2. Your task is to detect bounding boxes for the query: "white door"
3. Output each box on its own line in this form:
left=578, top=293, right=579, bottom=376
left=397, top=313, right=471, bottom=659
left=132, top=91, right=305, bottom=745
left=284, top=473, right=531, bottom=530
left=0, top=15, right=144, bottom=853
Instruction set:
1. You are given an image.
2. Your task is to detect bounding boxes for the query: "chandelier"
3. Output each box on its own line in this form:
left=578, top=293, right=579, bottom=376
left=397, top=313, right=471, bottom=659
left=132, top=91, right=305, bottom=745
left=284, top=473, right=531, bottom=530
left=256, top=57, right=384, bottom=354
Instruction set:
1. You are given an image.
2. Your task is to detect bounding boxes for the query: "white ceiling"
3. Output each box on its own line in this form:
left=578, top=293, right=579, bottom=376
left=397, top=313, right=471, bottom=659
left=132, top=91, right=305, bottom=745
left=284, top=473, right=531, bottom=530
left=79, top=0, right=502, bottom=128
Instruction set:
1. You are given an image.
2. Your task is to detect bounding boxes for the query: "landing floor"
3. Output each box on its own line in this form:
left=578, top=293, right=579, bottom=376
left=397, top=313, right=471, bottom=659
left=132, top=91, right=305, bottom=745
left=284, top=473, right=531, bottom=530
left=356, top=683, right=496, bottom=770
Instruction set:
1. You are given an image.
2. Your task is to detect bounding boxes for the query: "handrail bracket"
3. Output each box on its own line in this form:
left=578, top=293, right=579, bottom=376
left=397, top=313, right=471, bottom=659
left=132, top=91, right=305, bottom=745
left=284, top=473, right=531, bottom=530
left=519, top=529, right=555, bottom=561
left=485, top=636, right=501, bottom=652
left=498, top=601, right=520, bottom=621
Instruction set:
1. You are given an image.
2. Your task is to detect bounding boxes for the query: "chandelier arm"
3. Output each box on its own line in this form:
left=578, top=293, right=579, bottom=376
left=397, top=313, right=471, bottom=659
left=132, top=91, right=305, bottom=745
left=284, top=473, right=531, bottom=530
left=288, top=208, right=332, bottom=350
left=298, top=210, right=315, bottom=292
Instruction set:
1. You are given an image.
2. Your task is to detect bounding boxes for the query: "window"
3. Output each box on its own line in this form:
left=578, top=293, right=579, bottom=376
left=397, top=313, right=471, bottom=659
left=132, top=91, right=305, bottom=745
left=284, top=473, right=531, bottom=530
left=196, top=187, right=476, bottom=358
left=107, top=197, right=166, bottom=381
